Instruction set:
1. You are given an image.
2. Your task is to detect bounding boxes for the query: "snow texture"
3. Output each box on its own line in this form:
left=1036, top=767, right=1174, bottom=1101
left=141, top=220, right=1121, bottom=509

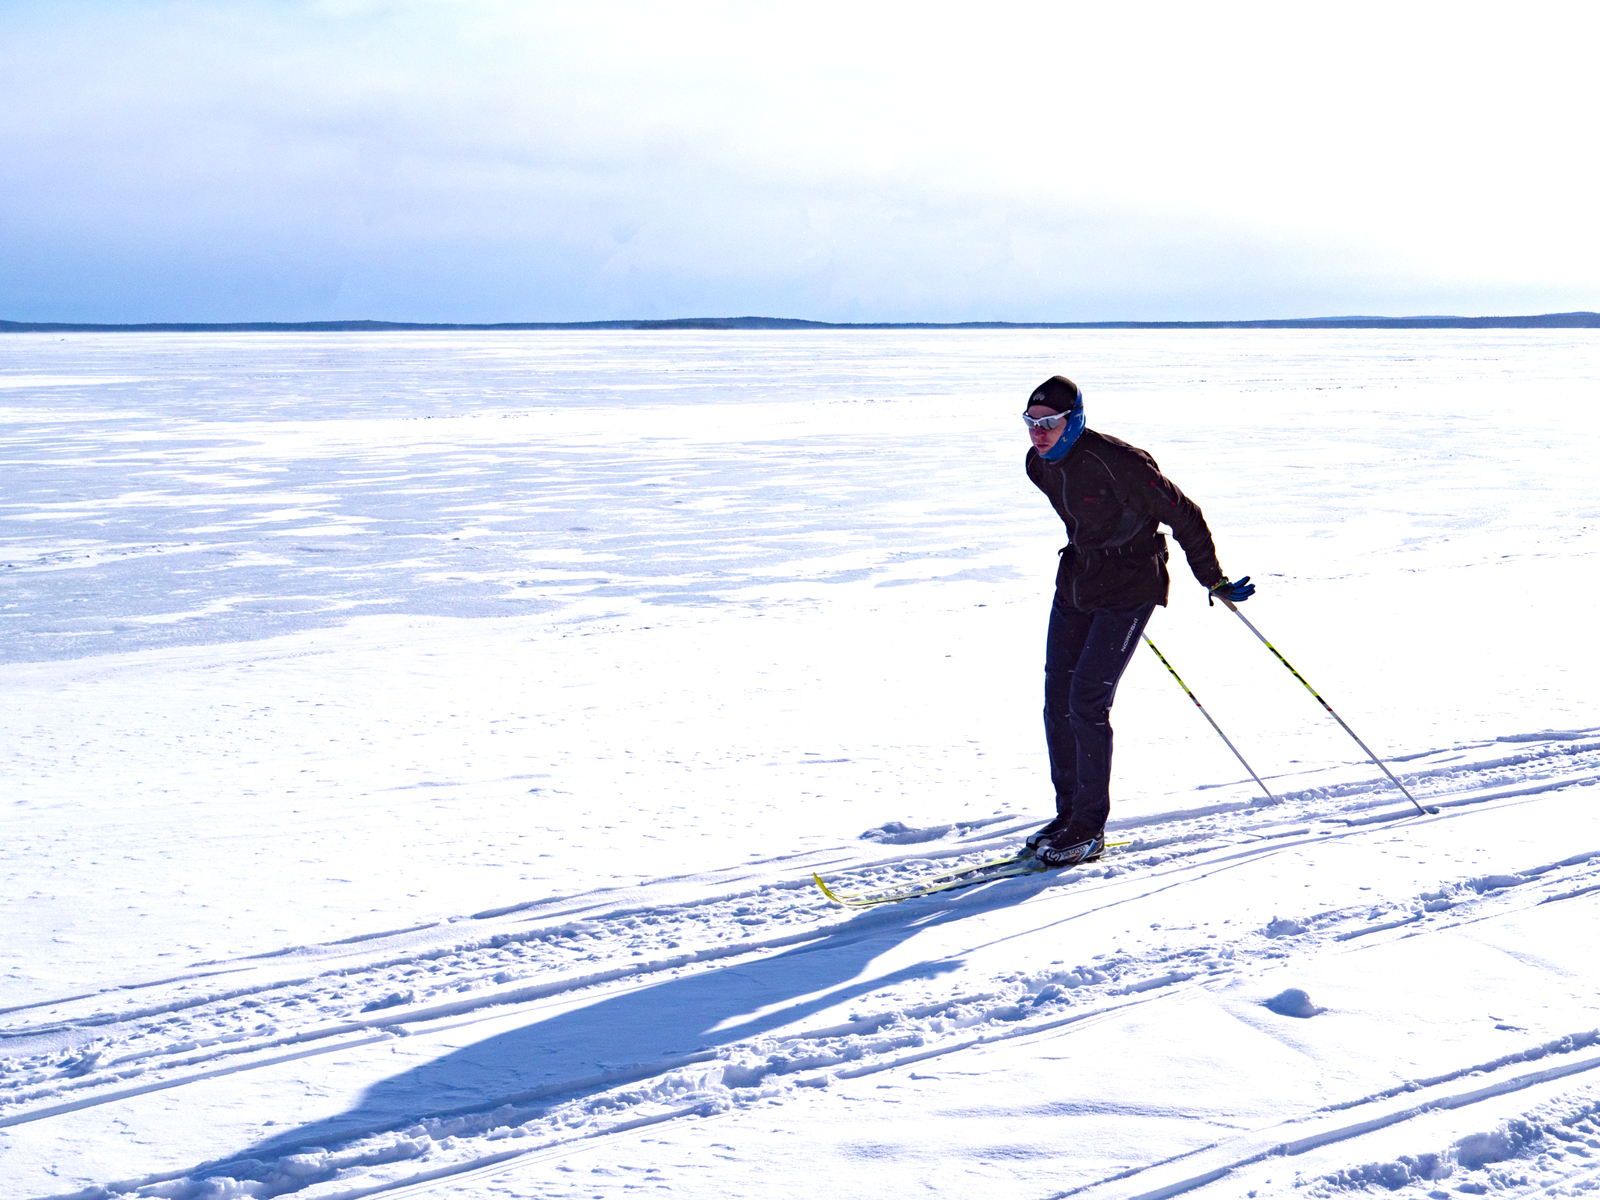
left=3, top=329, right=1600, bottom=1199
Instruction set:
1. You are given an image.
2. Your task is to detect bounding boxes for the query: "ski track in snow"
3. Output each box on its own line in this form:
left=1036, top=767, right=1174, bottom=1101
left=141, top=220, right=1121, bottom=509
left=5, top=732, right=1600, bottom=1199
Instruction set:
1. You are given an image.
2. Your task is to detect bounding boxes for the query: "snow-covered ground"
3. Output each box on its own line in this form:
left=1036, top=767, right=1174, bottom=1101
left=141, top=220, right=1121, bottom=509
left=2, top=329, right=1598, bottom=1199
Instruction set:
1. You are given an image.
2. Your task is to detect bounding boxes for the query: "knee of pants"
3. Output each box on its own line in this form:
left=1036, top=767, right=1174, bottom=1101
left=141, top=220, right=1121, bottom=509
left=1068, top=676, right=1116, bottom=725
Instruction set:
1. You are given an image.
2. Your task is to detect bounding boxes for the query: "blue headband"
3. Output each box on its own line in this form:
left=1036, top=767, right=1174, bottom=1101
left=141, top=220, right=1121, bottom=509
left=1040, top=402, right=1086, bottom=462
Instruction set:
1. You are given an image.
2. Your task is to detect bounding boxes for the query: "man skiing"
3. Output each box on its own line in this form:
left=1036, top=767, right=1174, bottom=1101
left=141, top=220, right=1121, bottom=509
left=1021, top=376, right=1254, bottom=867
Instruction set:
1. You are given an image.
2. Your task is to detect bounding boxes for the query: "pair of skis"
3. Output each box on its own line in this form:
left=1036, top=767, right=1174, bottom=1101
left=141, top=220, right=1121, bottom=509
left=814, top=841, right=1129, bottom=908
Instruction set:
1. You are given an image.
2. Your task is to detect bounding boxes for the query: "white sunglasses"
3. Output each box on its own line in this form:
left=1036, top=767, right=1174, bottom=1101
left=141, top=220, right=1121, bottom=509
left=1022, top=411, right=1073, bottom=430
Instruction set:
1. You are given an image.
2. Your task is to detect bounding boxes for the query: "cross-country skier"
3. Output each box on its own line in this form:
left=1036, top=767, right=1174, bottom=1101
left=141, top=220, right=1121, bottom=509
left=1022, top=375, right=1254, bottom=867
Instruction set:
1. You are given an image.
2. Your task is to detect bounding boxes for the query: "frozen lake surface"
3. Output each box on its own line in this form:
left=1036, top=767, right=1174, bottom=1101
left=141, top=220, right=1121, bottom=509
left=2, top=330, right=1599, bottom=1198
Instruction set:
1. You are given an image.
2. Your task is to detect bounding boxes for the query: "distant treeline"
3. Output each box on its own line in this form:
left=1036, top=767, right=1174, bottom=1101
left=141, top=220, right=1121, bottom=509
left=3, top=313, right=1598, bottom=333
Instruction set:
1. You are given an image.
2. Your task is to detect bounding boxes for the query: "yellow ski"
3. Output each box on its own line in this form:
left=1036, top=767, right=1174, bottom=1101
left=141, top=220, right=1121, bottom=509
left=815, top=841, right=1130, bottom=908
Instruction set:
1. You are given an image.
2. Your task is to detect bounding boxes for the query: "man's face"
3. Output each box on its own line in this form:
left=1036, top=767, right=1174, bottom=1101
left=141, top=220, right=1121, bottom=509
left=1026, top=405, right=1069, bottom=453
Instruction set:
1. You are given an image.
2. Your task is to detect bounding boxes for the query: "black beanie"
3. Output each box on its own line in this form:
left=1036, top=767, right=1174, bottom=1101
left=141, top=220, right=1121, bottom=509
left=1026, top=376, right=1082, bottom=414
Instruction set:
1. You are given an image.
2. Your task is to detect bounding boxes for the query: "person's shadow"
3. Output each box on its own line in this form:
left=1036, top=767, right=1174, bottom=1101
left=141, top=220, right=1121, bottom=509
left=197, top=881, right=1031, bottom=1190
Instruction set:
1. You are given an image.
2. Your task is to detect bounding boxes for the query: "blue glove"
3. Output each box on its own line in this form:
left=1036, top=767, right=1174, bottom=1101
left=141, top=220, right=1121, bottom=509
left=1209, top=575, right=1255, bottom=605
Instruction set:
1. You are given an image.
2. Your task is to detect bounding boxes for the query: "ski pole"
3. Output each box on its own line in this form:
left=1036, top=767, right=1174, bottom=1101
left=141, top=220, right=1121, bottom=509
left=1143, top=635, right=1276, bottom=804
left=1215, top=598, right=1437, bottom=816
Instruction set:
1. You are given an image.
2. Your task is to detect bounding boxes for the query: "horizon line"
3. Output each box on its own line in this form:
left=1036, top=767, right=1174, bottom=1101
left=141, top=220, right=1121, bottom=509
left=3, top=311, right=1598, bottom=334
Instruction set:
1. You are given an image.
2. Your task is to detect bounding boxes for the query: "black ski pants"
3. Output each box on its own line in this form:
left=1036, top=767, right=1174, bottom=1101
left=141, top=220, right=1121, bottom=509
left=1043, top=595, right=1156, bottom=838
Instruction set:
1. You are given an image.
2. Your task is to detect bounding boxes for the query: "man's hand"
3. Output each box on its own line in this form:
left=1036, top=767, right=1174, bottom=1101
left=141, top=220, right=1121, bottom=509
left=1209, top=576, right=1255, bottom=607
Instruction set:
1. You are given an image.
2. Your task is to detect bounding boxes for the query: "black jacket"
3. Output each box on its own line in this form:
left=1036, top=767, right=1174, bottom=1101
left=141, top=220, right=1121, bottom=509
left=1026, top=429, right=1225, bottom=610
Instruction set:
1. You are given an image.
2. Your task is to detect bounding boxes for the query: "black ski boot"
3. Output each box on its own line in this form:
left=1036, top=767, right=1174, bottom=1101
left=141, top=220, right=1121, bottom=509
left=1024, top=813, right=1072, bottom=851
left=1034, top=828, right=1106, bottom=869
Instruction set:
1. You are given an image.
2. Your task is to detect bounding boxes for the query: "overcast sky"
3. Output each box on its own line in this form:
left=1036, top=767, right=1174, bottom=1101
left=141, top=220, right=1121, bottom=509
left=2, top=1, right=1595, bottom=323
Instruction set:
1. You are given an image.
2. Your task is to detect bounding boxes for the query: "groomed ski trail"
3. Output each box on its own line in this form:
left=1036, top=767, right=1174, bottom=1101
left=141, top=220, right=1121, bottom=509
left=4, top=728, right=1600, bottom=1199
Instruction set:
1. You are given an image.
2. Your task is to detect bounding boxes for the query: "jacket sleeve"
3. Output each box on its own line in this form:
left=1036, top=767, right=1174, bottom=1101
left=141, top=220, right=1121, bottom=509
left=1127, top=450, right=1225, bottom=589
